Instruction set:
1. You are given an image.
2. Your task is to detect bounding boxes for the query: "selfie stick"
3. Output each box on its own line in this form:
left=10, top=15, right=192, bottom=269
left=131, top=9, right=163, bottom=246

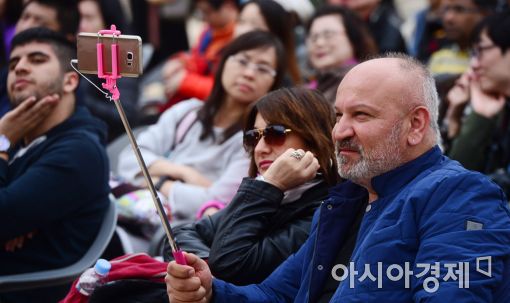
left=96, top=25, right=186, bottom=265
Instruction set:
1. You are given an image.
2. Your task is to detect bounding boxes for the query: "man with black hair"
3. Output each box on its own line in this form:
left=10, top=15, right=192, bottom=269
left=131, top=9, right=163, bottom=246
left=0, top=0, right=80, bottom=117
left=0, top=27, right=109, bottom=302
left=449, top=10, right=510, bottom=193
left=428, top=0, right=498, bottom=75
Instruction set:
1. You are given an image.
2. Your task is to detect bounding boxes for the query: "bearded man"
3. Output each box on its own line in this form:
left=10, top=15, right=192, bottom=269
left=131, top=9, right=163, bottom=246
left=165, top=54, right=510, bottom=303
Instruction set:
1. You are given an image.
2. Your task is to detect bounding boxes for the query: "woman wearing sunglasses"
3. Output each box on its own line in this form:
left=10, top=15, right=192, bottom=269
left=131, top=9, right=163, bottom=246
left=117, top=31, right=286, bottom=220
left=165, top=87, right=339, bottom=285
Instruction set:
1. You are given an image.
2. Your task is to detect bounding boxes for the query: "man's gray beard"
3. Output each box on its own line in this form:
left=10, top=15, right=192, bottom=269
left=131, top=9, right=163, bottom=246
left=336, top=122, right=403, bottom=182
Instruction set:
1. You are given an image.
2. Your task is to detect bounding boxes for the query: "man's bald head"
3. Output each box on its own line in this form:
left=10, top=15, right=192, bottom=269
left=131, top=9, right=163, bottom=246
left=333, top=53, right=441, bottom=185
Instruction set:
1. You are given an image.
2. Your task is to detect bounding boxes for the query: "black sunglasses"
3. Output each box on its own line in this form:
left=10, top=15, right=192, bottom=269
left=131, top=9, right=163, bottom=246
left=243, top=125, right=292, bottom=150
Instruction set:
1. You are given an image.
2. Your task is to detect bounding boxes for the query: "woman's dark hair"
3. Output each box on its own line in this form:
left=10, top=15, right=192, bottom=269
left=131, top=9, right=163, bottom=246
left=472, top=9, right=510, bottom=54
left=79, top=0, right=132, bottom=34
left=241, top=0, right=302, bottom=84
left=197, top=30, right=286, bottom=143
left=244, top=87, right=339, bottom=185
left=306, top=5, right=378, bottom=61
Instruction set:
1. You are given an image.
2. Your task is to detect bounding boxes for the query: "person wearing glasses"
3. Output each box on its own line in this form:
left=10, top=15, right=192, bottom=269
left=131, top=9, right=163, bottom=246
left=448, top=10, right=510, bottom=195
left=305, top=5, right=377, bottom=104
left=161, top=87, right=338, bottom=287
left=427, top=0, right=497, bottom=76
left=117, top=31, right=285, bottom=220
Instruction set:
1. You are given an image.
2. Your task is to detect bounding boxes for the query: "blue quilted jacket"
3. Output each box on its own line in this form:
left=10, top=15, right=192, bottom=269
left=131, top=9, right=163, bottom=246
left=213, top=146, right=510, bottom=302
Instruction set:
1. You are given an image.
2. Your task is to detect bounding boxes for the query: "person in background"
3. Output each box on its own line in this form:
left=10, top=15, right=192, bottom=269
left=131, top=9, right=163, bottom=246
left=117, top=31, right=286, bottom=220
left=159, top=0, right=240, bottom=110
left=327, top=0, right=407, bottom=54
left=410, top=0, right=448, bottom=63
left=305, top=5, right=377, bottom=104
left=447, top=10, right=510, bottom=194
left=78, top=0, right=139, bottom=142
left=235, top=0, right=302, bottom=85
left=427, top=0, right=497, bottom=76
left=165, top=53, right=510, bottom=303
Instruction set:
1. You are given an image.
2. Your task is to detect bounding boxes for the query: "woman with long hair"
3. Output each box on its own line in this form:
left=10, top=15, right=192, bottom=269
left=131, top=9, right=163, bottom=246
left=118, top=30, right=286, bottom=220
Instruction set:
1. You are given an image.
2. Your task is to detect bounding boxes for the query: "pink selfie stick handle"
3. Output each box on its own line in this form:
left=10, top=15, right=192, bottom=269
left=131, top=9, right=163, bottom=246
left=173, top=250, right=187, bottom=265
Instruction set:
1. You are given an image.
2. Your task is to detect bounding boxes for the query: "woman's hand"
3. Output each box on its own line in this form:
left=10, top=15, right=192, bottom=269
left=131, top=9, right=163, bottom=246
left=149, top=160, right=212, bottom=187
left=262, top=149, right=320, bottom=192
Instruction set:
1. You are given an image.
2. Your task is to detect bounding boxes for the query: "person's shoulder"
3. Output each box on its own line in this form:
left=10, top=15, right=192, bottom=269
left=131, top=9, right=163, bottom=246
left=418, top=157, right=500, bottom=192
left=412, top=158, right=507, bottom=212
left=159, top=98, right=203, bottom=121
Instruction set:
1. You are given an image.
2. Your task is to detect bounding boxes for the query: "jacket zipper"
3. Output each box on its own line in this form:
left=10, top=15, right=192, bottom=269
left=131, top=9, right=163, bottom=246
left=306, top=200, right=325, bottom=303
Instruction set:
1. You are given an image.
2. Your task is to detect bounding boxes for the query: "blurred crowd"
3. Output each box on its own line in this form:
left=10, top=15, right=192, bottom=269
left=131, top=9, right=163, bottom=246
left=1, top=0, right=510, bottom=302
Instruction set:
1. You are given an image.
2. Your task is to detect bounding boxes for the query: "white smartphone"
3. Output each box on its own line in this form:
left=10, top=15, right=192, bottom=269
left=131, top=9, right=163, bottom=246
left=77, top=32, right=143, bottom=77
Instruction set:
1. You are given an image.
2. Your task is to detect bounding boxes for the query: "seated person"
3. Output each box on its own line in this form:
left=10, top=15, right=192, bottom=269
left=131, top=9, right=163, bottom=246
left=0, top=28, right=110, bottom=302
left=232, top=0, right=302, bottom=85
left=166, top=54, right=510, bottom=302
left=117, top=31, right=286, bottom=220
left=164, top=87, right=339, bottom=285
left=157, top=0, right=239, bottom=110
left=305, top=5, right=377, bottom=104
left=327, top=0, right=407, bottom=54
left=447, top=10, right=510, bottom=193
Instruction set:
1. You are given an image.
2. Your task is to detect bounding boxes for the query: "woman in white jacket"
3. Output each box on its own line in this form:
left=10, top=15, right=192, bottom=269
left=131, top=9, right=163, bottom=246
left=118, top=31, right=286, bottom=219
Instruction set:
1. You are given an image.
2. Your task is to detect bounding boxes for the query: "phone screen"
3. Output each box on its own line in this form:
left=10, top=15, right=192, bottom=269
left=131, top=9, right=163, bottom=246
left=77, top=33, right=143, bottom=77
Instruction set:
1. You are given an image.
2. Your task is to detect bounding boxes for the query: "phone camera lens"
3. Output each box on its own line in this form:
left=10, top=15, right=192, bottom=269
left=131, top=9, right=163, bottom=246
left=127, top=52, right=134, bottom=61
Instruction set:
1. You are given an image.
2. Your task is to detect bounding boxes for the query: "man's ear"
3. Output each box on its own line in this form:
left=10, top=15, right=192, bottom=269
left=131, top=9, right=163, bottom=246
left=406, top=106, right=430, bottom=146
left=62, top=71, right=79, bottom=94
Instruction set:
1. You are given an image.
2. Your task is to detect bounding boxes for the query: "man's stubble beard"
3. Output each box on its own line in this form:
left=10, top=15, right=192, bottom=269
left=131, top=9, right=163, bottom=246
left=9, top=77, right=63, bottom=108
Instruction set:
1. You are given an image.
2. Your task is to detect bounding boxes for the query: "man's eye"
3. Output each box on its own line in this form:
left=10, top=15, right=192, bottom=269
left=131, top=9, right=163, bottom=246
left=30, top=55, right=47, bottom=64
left=8, top=60, right=18, bottom=71
left=354, top=112, right=370, bottom=120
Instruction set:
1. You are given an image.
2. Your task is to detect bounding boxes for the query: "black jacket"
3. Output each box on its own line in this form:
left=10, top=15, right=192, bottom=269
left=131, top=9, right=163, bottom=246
left=164, top=177, right=328, bottom=285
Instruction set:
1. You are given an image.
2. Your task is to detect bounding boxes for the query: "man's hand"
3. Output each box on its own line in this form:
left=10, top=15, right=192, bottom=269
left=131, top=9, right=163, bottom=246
left=166, top=252, right=213, bottom=303
left=263, top=149, right=320, bottom=192
left=470, top=77, right=506, bottom=119
left=0, top=94, right=59, bottom=145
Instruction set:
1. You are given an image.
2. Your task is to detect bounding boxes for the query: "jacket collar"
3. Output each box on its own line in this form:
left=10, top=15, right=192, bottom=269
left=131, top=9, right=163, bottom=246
left=371, top=145, right=443, bottom=197
left=329, top=145, right=443, bottom=201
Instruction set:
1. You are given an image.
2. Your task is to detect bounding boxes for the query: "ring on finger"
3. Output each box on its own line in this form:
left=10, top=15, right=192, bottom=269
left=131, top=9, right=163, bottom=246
left=290, top=150, right=305, bottom=160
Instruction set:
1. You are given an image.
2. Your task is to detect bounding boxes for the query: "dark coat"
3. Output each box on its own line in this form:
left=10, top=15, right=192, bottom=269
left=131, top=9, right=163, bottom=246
left=164, top=177, right=328, bottom=285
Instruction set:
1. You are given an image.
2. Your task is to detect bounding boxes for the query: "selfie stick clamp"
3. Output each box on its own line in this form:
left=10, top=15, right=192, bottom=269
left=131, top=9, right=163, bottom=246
left=96, top=25, right=186, bottom=265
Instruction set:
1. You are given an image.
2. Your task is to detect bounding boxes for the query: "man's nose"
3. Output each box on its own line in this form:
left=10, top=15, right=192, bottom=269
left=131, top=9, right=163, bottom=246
left=332, top=117, right=354, bottom=142
left=13, top=57, right=29, bottom=74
